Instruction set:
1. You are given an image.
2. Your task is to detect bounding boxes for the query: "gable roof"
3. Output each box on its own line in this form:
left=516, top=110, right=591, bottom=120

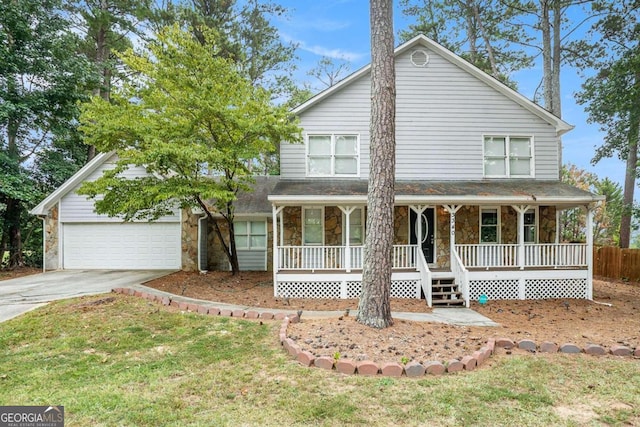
left=30, top=151, right=116, bottom=216
left=292, top=34, right=573, bottom=136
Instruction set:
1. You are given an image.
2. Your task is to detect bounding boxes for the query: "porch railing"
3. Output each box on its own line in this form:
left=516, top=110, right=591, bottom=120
left=455, top=243, right=588, bottom=269
left=451, top=248, right=470, bottom=307
left=415, top=247, right=432, bottom=306
left=277, top=245, right=417, bottom=270
left=524, top=243, right=588, bottom=267
left=456, top=244, right=519, bottom=267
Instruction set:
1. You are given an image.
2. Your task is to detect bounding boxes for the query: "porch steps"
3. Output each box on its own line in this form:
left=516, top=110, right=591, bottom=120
left=431, top=277, right=465, bottom=307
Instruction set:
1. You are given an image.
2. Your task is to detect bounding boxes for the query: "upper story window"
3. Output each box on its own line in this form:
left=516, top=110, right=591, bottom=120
left=307, top=134, right=359, bottom=177
left=483, top=136, right=533, bottom=178
left=235, top=221, right=267, bottom=250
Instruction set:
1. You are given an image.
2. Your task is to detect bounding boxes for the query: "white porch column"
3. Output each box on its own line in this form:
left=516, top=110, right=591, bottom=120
left=272, top=205, right=284, bottom=297
left=444, top=205, right=462, bottom=265
left=338, top=206, right=356, bottom=272
left=512, top=205, right=532, bottom=271
left=586, top=204, right=595, bottom=299
left=555, top=208, right=560, bottom=244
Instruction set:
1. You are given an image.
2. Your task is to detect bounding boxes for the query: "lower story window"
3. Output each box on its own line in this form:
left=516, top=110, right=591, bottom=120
left=344, top=208, right=365, bottom=245
left=480, top=208, right=500, bottom=243
left=524, top=209, right=537, bottom=243
left=303, top=207, right=323, bottom=245
left=235, top=221, right=267, bottom=249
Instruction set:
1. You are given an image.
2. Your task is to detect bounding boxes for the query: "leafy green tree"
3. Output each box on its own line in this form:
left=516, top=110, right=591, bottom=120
left=560, top=164, right=628, bottom=245
left=77, top=25, right=301, bottom=274
left=1, top=0, right=93, bottom=268
left=593, top=177, right=624, bottom=245
left=65, top=0, right=154, bottom=160
left=400, top=0, right=533, bottom=88
left=174, top=0, right=297, bottom=96
left=576, top=0, right=640, bottom=248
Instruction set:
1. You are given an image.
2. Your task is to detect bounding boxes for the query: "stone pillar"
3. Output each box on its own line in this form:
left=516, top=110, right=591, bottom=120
left=44, top=205, right=59, bottom=270
left=181, top=208, right=199, bottom=271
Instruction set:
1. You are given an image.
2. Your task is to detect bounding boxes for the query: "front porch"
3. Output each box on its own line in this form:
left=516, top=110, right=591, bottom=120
left=268, top=179, right=600, bottom=307
left=274, top=242, right=591, bottom=307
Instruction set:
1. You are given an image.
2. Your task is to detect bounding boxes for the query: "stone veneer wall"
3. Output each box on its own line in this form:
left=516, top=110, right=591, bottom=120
left=435, top=206, right=450, bottom=268
left=282, top=207, right=302, bottom=246
left=394, top=206, right=409, bottom=245
left=206, top=216, right=274, bottom=272
left=44, top=205, right=59, bottom=270
left=181, top=208, right=199, bottom=272
left=324, top=207, right=342, bottom=246
left=455, top=206, right=480, bottom=244
left=502, top=207, right=518, bottom=244
left=453, top=205, right=557, bottom=247
left=208, top=218, right=230, bottom=271
left=539, top=206, right=556, bottom=243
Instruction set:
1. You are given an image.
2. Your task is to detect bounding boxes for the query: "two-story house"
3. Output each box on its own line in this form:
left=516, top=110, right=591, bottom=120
left=31, top=35, right=601, bottom=307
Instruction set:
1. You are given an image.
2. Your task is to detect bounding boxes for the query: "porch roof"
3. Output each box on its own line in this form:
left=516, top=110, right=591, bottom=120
left=267, top=179, right=603, bottom=208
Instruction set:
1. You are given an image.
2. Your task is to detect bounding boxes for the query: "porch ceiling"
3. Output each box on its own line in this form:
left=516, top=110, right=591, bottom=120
left=268, top=179, right=603, bottom=208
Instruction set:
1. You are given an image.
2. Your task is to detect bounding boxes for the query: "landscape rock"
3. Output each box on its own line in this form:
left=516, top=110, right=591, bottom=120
left=539, top=342, right=559, bottom=353
left=336, top=359, right=357, bottom=375
left=404, top=361, right=426, bottom=377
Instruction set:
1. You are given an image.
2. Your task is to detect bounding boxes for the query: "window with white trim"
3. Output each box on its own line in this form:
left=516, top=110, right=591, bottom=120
left=303, top=207, right=324, bottom=245
left=307, top=134, right=359, bottom=176
left=523, top=209, right=537, bottom=243
left=235, top=221, right=267, bottom=249
left=343, top=208, right=365, bottom=245
left=480, top=208, right=500, bottom=243
left=483, top=136, right=533, bottom=177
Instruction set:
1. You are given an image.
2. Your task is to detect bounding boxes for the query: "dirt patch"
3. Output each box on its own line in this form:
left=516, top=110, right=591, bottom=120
left=0, top=267, right=41, bottom=281
left=145, top=272, right=640, bottom=364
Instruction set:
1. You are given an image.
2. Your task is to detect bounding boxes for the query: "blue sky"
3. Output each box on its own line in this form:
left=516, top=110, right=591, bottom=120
left=272, top=0, right=630, bottom=194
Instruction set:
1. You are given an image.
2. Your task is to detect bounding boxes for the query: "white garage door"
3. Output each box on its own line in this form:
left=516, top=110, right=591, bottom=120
left=63, top=223, right=181, bottom=269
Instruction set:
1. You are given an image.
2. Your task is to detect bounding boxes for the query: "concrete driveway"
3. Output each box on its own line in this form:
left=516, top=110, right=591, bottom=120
left=0, top=270, right=174, bottom=323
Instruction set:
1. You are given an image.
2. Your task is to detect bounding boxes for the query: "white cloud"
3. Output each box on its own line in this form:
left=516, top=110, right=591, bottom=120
left=300, top=43, right=364, bottom=62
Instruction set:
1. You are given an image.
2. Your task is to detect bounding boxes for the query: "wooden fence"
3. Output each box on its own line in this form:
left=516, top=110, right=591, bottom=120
left=593, top=247, right=640, bottom=282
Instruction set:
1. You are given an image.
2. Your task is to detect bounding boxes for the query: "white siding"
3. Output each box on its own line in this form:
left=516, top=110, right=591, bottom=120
left=237, top=250, right=267, bottom=271
left=60, top=154, right=179, bottom=223
left=282, top=46, right=561, bottom=181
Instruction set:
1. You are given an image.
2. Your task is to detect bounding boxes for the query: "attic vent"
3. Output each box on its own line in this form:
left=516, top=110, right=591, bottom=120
left=410, top=49, right=430, bottom=67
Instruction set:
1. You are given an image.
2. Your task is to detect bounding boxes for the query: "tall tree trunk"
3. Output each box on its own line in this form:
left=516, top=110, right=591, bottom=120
left=5, top=98, right=24, bottom=268
left=6, top=199, right=23, bottom=268
left=357, top=0, right=395, bottom=329
left=551, top=0, right=562, bottom=117
left=195, top=196, right=240, bottom=275
left=472, top=0, right=499, bottom=77
left=87, top=1, right=112, bottom=162
left=465, top=2, right=478, bottom=64
left=540, top=0, right=553, bottom=112
left=619, top=75, right=639, bottom=248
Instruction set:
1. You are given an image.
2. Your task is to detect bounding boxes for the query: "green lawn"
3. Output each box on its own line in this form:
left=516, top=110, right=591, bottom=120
left=0, top=294, right=638, bottom=426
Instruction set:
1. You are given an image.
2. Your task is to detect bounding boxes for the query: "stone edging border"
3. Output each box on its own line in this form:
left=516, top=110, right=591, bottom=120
left=113, top=288, right=640, bottom=377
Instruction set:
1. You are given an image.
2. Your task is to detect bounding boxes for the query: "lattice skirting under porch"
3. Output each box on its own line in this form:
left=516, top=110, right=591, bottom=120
left=276, top=280, right=420, bottom=299
left=468, top=278, right=588, bottom=301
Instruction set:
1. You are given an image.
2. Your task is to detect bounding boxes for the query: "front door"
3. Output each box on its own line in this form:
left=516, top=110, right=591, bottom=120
left=410, top=208, right=435, bottom=264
